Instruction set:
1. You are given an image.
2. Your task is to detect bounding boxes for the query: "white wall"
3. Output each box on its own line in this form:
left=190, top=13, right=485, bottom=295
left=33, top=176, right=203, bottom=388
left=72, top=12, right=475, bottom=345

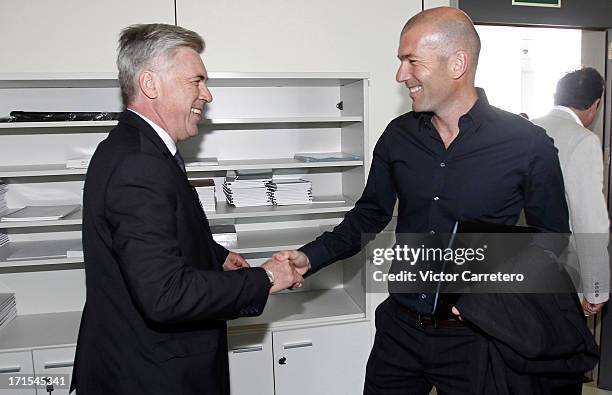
left=176, top=0, right=421, bottom=151
left=424, top=0, right=455, bottom=9
left=0, top=0, right=174, bottom=73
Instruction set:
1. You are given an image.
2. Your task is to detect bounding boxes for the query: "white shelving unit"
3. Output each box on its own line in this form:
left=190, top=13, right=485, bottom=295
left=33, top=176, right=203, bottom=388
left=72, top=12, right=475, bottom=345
left=0, top=72, right=371, bottom=394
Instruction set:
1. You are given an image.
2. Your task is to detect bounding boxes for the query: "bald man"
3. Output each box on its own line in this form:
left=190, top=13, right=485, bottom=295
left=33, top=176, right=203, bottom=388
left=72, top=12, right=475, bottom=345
left=275, top=7, right=589, bottom=394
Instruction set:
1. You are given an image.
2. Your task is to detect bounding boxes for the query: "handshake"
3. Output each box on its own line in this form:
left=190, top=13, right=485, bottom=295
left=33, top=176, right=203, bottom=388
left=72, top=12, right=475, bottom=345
left=223, top=250, right=311, bottom=293
left=262, top=250, right=311, bottom=293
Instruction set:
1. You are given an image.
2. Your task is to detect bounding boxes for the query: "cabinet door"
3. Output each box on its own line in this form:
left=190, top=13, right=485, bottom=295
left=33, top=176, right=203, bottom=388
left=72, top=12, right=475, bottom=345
left=0, top=351, right=35, bottom=395
left=228, top=332, right=274, bottom=395
left=32, top=346, right=75, bottom=395
left=273, top=322, right=371, bottom=395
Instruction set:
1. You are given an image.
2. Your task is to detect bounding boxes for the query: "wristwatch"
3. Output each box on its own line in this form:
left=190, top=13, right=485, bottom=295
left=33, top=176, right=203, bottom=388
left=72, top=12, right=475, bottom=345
left=264, top=268, right=275, bottom=285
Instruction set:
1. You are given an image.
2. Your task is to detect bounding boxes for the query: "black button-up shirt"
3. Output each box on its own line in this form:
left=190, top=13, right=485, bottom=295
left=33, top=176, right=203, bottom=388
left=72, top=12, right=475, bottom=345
left=300, top=89, right=569, bottom=314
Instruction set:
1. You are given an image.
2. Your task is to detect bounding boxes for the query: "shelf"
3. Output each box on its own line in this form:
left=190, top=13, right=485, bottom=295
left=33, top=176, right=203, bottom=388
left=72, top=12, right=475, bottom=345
left=200, top=116, right=362, bottom=125
left=0, top=158, right=362, bottom=178
left=234, top=227, right=323, bottom=254
left=187, top=158, right=363, bottom=172
left=207, top=72, right=369, bottom=87
left=0, top=116, right=362, bottom=131
left=0, top=311, right=81, bottom=352
left=0, top=164, right=88, bottom=177
left=0, top=73, right=119, bottom=89
left=0, top=240, right=82, bottom=268
left=0, top=289, right=364, bottom=351
left=0, top=72, right=369, bottom=89
left=0, top=199, right=349, bottom=228
left=208, top=197, right=353, bottom=219
left=230, top=288, right=365, bottom=329
left=0, top=209, right=82, bottom=229
left=0, top=121, right=117, bottom=129
left=0, top=227, right=320, bottom=267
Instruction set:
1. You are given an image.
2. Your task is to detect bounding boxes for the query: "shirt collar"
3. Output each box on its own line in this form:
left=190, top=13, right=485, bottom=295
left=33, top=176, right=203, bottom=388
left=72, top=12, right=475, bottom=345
left=418, top=87, right=490, bottom=131
left=553, top=105, right=584, bottom=127
left=127, top=108, right=177, bottom=155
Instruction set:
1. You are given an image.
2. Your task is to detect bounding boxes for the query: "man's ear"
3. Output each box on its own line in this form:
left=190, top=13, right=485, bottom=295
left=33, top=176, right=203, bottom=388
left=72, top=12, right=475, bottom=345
left=591, top=97, right=602, bottom=112
left=449, top=50, right=468, bottom=80
left=139, top=70, right=158, bottom=99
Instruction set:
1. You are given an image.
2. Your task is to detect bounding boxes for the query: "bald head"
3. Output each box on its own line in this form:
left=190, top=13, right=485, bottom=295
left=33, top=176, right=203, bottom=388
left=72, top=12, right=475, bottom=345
left=401, top=7, right=480, bottom=72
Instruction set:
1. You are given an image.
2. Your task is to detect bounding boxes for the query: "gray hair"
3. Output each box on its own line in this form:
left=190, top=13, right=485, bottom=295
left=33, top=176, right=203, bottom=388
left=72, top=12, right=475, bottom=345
left=117, top=23, right=204, bottom=106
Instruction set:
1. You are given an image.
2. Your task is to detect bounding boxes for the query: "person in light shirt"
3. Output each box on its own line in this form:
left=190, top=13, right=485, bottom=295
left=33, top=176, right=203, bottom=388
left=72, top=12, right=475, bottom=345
left=533, top=67, right=609, bottom=315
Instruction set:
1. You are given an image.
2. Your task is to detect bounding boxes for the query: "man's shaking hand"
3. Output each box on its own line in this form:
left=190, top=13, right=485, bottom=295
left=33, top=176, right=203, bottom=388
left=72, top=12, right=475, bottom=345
left=261, top=256, right=305, bottom=293
left=273, top=250, right=311, bottom=276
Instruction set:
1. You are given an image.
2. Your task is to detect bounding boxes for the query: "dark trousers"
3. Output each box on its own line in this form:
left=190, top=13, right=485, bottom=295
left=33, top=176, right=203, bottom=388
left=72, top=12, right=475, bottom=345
left=550, top=382, right=583, bottom=395
left=364, top=297, right=480, bottom=395
left=364, top=297, right=583, bottom=395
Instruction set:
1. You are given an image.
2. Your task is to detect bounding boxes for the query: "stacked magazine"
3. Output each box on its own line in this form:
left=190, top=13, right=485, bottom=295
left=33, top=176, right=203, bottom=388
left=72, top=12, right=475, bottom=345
left=266, top=179, right=312, bottom=206
left=191, top=179, right=217, bottom=213
left=0, top=182, right=7, bottom=246
left=223, top=173, right=273, bottom=208
left=0, top=182, right=7, bottom=215
left=66, top=157, right=91, bottom=169
left=0, top=293, right=16, bottom=332
left=210, top=224, right=238, bottom=249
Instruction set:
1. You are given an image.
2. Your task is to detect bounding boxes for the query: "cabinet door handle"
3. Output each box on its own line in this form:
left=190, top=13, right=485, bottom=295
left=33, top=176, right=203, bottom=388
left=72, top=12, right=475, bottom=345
left=231, top=345, right=263, bottom=354
left=283, top=341, right=313, bottom=350
left=0, top=366, right=21, bottom=373
left=44, top=361, right=74, bottom=370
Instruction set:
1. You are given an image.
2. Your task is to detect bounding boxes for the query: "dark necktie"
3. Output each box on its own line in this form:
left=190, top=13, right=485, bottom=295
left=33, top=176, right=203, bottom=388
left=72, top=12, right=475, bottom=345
left=174, top=150, right=187, bottom=174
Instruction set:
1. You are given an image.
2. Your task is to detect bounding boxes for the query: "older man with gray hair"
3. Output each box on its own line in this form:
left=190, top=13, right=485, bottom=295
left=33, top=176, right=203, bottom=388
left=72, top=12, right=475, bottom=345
left=70, top=23, right=302, bottom=395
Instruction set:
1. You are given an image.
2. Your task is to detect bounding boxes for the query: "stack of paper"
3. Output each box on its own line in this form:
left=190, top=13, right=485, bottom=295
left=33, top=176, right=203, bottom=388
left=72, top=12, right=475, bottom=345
left=190, top=179, right=217, bottom=213
left=0, top=293, right=16, bottom=332
left=66, top=243, right=83, bottom=259
left=0, top=204, right=80, bottom=222
left=0, top=182, right=7, bottom=214
left=266, top=179, right=313, bottom=206
left=294, top=152, right=361, bottom=162
left=0, top=232, right=7, bottom=248
left=223, top=173, right=272, bottom=208
left=66, top=158, right=91, bottom=169
left=211, top=224, right=238, bottom=249
left=184, top=157, right=218, bottom=169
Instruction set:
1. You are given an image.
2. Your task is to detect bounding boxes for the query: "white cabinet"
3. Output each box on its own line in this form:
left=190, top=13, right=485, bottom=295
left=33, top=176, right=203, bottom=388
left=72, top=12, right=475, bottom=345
left=229, top=322, right=371, bottom=395
left=0, top=347, right=74, bottom=395
left=32, top=347, right=75, bottom=395
left=272, top=322, right=371, bottom=395
left=228, top=332, right=274, bottom=395
left=0, top=351, right=35, bottom=395
left=0, top=72, right=371, bottom=393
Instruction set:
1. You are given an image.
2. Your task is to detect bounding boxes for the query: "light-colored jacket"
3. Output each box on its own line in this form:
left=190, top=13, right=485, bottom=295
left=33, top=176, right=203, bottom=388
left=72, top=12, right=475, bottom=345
left=533, top=108, right=609, bottom=304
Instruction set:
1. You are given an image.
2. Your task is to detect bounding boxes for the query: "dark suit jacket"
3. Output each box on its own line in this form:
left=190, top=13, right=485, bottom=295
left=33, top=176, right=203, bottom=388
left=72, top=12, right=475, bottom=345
left=457, top=291, right=598, bottom=394
left=71, top=111, right=271, bottom=395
